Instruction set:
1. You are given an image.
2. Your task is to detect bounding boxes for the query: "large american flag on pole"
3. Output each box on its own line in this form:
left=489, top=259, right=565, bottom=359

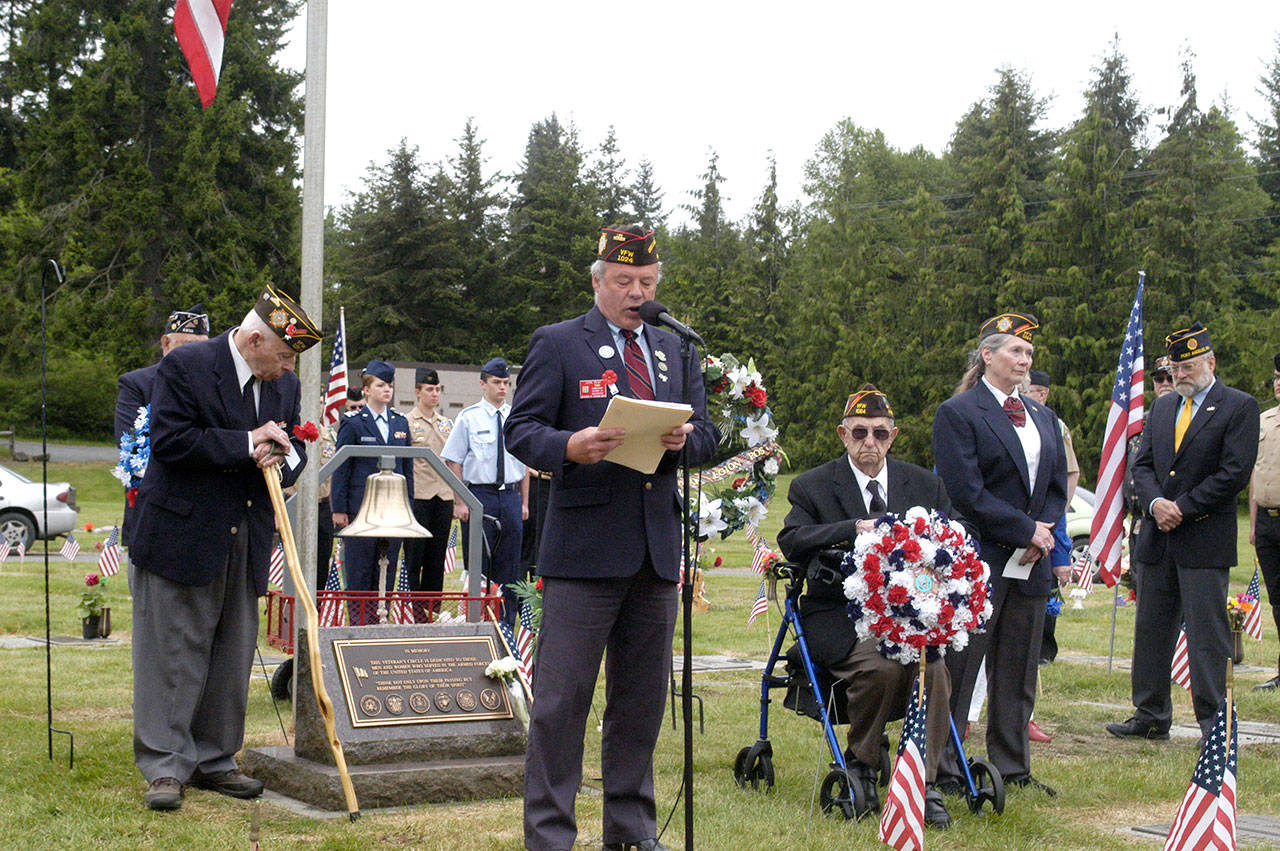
left=173, top=0, right=232, bottom=109
left=879, top=677, right=929, bottom=851
left=97, top=527, right=122, bottom=577
left=1243, top=564, right=1264, bottom=641
left=1089, top=272, right=1146, bottom=587
left=1164, top=697, right=1237, bottom=851
left=323, top=307, right=348, bottom=427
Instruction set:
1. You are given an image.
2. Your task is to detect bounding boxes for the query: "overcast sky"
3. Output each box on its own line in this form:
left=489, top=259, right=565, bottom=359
left=280, top=2, right=1278, bottom=225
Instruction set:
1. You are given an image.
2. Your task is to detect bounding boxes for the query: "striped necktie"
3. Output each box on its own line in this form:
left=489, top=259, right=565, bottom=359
left=621, top=329, right=654, bottom=401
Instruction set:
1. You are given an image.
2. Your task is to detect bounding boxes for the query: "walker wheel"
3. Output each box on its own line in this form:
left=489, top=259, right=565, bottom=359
left=819, top=768, right=865, bottom=821
left=733, top=745, right=775, bottom=791
left=966, top=757, right=1005, bottom=815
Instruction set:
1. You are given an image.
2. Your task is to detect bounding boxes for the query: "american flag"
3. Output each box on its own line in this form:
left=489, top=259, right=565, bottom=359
left=750, top=539, right=769, bottom=574
left=1172, top=627, right=1191, bottom=691
left=1243, top=565, right=1263, bottom=641
left=879, top=677, right=929, bottom=851
left=97, top=527, right=122, bottom=577
left=391, top=556, right=415, bottom=625
left=1164, top=697, right=1237, bottom=851
left=323, top=307, right=348, bottom=427
left=443, top=522, right=458, bottom=574
left=747, top=580, right=768, bottom=626
left=1073, top=550, right=1094, bottom=594
left=1089, top=273, right=1146, bottom=587
left=268, top=541, right=285, bottom=588
left=60, top=532, right=80, bottom=561
left=497, top=618, right=533, bottom=700
left=517, top=601, right=536, bottom=688
left=15, top=539, right=24, bottom=561
left=0, top=539, right=9, bottom=563
left=746, top=524, right=759, bottom=546
left=173, top=0, right=232, bottom=109
left=319, top=540, right=345, bottom=627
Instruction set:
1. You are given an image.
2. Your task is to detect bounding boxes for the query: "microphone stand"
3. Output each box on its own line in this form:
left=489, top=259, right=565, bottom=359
left=677, top=334, right=698, bottom=850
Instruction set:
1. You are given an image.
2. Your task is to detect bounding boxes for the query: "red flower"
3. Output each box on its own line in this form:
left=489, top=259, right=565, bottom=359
left=293, top=421, right=320, bottom=442
left=887, top=585, right=910, bottom=605
left=535, top=577, right=543, bottom=590
left=84, top=522, right=95, bottom=532
left=713, top=556, right=723, bottom=567
left=900, top=540, right=922, bottom=561
left=745, top=385, right=767, bottom=408
left=732, top=477, right=747, bottom=490
left=950, top=563, right=967, bottom=579
left=939, top=602, right=955, bottom=624
left=601, top=370, right=617, bottom=385
left=872, top=615, right=895, bottom=635
left=892, top=524, right=910, bottom=542
left=126, top=487, right=138, bottom=508
left=913, top=517, right=928, bottom=536
left=84, top=573, right=100, bottom=587
left=865, top=595, right=886, bottom=614
left=906, top=634, right=928, bottom=649
left=863, top=553, right=881, bottom=572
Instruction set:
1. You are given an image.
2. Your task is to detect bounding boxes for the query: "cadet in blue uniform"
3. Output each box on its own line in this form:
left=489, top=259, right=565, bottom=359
left=442, top=357, right=528, bottom=625
left=331, top=360, right=414, bottom=622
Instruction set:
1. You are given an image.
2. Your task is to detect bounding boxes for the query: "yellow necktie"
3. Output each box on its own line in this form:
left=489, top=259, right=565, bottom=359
left=1174, top=396, right=1193, bottom=452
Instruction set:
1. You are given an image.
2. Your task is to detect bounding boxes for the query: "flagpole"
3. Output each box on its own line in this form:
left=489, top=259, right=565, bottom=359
left=293, top=0, right=327, bottom=714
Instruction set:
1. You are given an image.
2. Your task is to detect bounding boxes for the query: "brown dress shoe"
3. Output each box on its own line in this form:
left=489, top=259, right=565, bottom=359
left=190, top=769, right=264, bottom=799
left=144, top=777, right=183, bottom=810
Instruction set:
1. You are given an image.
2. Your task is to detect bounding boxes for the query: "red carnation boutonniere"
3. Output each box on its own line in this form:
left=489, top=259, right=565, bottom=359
left=601, top=370, right=617, bottom=386
left=293, top=421, right=320, bottom=442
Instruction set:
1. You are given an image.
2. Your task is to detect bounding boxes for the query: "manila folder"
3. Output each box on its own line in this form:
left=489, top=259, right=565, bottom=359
left=597, top=396, right=694, bottom=474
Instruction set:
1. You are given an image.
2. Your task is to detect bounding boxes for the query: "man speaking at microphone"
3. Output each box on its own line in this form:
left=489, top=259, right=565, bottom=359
left=505, top=224, right=720, bottom=851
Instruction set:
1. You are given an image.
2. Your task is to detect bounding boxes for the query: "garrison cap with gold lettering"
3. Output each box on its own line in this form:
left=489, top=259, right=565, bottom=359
left=253, top=285, right=322, bottom=352
left=1165, top=322, right=1212, bottom=362
left=979, top=311, right=1039, bottom=343
left=165, top=304, right=210, bottom=336
left=842, top=384, right=894, bottom=419
left=597, top=223, right=659, bottom=266
left=1151, top=355, right=1173, bottom=377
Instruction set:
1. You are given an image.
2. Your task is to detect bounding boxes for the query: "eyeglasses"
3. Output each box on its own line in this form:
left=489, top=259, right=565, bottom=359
left=847, top=427, right=892, bottom=442
left=1152, top=373, right=1173, bottom=384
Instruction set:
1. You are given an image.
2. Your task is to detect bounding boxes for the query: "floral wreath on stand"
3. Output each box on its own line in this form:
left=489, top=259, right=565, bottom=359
left=692, top=353, right=787, bottom=542
left=841, top=508, right=993, bottom=664
left=113, top=405, right=151, bottom=507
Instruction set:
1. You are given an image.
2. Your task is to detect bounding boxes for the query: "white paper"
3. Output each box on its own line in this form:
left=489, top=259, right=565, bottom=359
left=1002, top=547, right=1033, bottom=580
left=596, top=396, right=694, bottom=474
left=284, top=445, right=301, bottom=471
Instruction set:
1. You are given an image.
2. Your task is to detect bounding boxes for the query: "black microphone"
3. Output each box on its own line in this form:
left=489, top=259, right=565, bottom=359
left=638, top=300, right=704, bottom=346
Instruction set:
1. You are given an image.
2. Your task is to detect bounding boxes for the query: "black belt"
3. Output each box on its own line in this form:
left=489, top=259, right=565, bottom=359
left=469, top=482, right=518, bottom=492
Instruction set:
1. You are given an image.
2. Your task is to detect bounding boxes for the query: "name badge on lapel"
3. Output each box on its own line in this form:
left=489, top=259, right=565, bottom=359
left=359, top=435, right=377, bottom=443
left=580, top=379, right=607, bottom=399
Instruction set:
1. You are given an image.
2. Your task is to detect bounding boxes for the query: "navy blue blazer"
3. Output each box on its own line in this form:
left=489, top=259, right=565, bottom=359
left=130, top=331, right=305, bottom=596
left=504, top=307, right=720, bottom=582
left=330, top=406, right=414, bottom=516
left=1131, top=379, right=1258, bottom=569
left=932, top=382, right=1067, bottom=596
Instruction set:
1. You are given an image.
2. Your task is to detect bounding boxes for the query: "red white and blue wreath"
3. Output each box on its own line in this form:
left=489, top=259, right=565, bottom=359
left=841, top=507, right=993, bottom=664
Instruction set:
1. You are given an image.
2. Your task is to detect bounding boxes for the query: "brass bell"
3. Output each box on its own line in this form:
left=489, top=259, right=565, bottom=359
left=339, top=469, right=431, bottom=539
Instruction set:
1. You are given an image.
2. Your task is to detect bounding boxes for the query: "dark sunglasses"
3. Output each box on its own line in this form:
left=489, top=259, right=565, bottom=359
left=847, top=426, right=892, bottom=442
left=1152, top=373, right=1173, bottom=384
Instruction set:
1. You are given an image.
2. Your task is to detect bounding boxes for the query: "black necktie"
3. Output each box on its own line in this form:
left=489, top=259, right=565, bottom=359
left=242, top=377, right=257, bottom=423
left=496, top=409, right=505, bottom=485
left=867, top=480, right=886, bottom=514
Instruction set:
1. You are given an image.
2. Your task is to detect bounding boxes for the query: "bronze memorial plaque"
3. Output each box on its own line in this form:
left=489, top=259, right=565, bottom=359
left=332, top=635, right=514, bottom=727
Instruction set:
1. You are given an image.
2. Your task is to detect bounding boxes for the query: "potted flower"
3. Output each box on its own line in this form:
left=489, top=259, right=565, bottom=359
left=1227, top=592, right=1257, bottom=665
left=77, top=573, right=110, bottom=639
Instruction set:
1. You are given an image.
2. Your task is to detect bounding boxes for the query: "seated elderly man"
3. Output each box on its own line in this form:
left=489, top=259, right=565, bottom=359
left=778, top=385, right=956, bottom=829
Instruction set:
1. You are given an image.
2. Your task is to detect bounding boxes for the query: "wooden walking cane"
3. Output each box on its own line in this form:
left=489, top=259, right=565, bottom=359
left=263, top=467, right=360, bottom=820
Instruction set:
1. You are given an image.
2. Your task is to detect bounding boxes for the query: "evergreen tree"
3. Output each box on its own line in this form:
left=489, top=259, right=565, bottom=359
left=631, top=158, right=666, bottom=230
left=1254, top=34, right=1280, bottom=221
left=585, top=125, right=631, bottom=224
left=445, top=117, right=506, bottom=360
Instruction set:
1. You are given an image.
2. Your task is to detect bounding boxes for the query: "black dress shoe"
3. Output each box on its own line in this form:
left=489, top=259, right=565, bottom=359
left=845, top=757, right=880, bottom=815
left=1008, top=774, right=1057, bottom=797
left=144, top=777, right=183, bottom=811
left=190, top=769, right=264, bottom=799
left=1254, top=674, right=1280, bottom=691
left=1106, top=716, right=1170, bottom=740
left=924, top=785, right=952, bottom=829
left=602, top=840, right=669, bottom=851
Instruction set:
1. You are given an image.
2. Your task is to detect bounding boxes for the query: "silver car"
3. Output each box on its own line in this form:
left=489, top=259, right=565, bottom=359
left=0, top=463, right=79, bottom=550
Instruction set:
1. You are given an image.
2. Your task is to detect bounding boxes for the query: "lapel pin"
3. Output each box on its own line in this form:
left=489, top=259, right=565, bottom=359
left=658, top=374, right=668, bottom=382
left=657, top=361, right=668, bottom=372
left=1205, top=406, right=1216, bottom=412
left=655, top=350, right=667, bottom=362
left=598, top=345, right=615, bottom=359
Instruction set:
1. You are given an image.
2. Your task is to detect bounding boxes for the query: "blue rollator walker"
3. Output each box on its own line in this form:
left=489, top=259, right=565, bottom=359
left=731, top=554, right=1004, bottom=820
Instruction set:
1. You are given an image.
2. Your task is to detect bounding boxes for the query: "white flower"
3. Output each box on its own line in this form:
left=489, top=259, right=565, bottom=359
left=740, top=413, right=778, bottom=447
left=1069, top=588, right=1088, bottom=599
left=916, top=593, right=942, bottom=626
left=843, top=573, right=869, bottom=602
left=485, top=656, right=518, bottom=679
left=762, top=457, right=779, bottom=476
left=733, top=496, right=768, bottom=527
left=726, top=365, right=760, bottom=399
left=904, top=506, right=929, bottom=525
left=697, top=494, right=728, bottom=538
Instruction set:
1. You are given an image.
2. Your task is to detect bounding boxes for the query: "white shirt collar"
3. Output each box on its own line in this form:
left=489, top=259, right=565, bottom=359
left=479, top=397, right=509, bottom=416
left=981, top=375, right=1021, bottom=408
left=228, top=328, right=254, bottom=389
left=847, top=456, right=888, bottom=508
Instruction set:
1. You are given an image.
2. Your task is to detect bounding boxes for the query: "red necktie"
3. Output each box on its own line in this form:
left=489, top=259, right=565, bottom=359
left=621, top=329, right=654, bottom=400
left=1003, top=396, right=1026, bottom=427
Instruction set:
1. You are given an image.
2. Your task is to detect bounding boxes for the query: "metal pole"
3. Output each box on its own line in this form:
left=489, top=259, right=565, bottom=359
left=293, top=0, right=327, bottom=722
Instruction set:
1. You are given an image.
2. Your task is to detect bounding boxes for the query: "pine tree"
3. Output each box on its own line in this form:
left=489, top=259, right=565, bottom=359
left=631, top=158, right=666, bottom=230
left=586, top=125, right=631, bottom=224
left=445, top=118, right=506, bottom=360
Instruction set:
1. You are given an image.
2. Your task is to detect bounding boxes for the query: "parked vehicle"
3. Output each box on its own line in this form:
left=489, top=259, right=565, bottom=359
left=0, top=463, right=79, bottom=550
left=1064, top=485, right=1096, bottom=564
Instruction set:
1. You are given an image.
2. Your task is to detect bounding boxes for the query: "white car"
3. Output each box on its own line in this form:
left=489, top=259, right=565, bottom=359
left=0, top=464, right=79, bottom=550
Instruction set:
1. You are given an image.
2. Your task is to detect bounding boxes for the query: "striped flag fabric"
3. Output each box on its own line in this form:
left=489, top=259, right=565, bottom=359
left=268, top=541, right=285, bottom=588
left=319, top=540, right=345, bottom=627
left=1172, top=627, right=1191, bottom=691
left=879, top=677, right=929, bottom=851
left=97, top=527, right=122, bottom=577
left=15, top=539, right=24, bottom=561
left=60, top=532, right=80, bottom=561
left=173, top=0, right=232, bottom=109
left=516, top=601, right=536, bottom=688
left=0, top=538, right=9, bottom=563
left=746, top=524, right=759, bottom=546
left=1243, top=565, right=1264, bottom=641
left=750, top=540, right=769, bottom=574
left=323, top=307, right=348, bottom=427
left=1089, top=273, right=1146, bottom=587
left=1164, top=697, right=1237, bottom=851
left=443, top=523, right=458, bottom=574
left=1074, top=550, right=1094, bottom=594
left=391, top=556, right=415, bottom=625
left=497, top=618, right=533, bottom=700
left=747, top=580, right=768, bottom=626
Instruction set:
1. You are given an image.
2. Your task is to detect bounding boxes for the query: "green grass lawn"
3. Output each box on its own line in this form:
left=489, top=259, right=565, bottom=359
left=2, top=464, right=1279, bottom=848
